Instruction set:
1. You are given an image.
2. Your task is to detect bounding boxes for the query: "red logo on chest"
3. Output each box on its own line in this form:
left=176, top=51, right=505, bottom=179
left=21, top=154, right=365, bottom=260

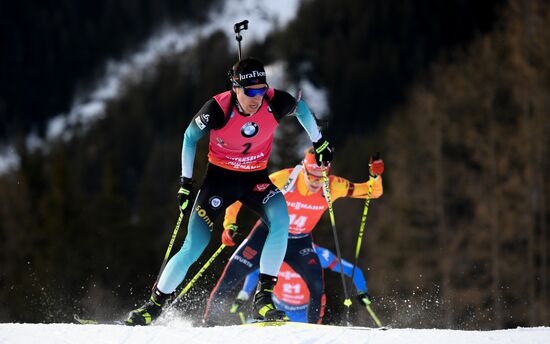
left=253, top=183, right=270, bottom=192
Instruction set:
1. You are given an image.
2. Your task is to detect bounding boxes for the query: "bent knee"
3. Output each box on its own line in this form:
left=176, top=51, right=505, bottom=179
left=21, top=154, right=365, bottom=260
left=272, top=211, right=289, bottom=229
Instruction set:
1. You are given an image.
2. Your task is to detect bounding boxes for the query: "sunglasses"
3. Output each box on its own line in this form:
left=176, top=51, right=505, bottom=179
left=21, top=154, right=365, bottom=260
left=243, top=86, right=268, bottom=97
left=303, top=166, right=324, bottom=182
left=235, top=82, right=269, bottom=97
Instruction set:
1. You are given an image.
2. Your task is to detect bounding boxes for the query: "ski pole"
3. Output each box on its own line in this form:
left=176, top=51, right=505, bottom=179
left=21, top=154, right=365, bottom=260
left=350, top=152, right=380, bottom=282
left=350, top=178, right=373, bottom=285
left=321, top=165, right=352, bottom=324
left=233, top=20, right=249, bottom=61
left=350, top=182, right=384, bottom=328
left=366, top=304, right=383, bottom=327
left=349, top=152, right=384, bottom=328
left=171, top=243, right=227, bottom=306
left=349, top=152, right=380, bottom=290
left=154, top=212, right=185, bottom=286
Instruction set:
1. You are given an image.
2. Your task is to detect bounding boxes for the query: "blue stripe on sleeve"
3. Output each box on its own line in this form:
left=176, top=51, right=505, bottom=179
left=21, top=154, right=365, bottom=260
left=295, top=100, right=322, bottom=142
left=316, top=246, right=368, bottom=293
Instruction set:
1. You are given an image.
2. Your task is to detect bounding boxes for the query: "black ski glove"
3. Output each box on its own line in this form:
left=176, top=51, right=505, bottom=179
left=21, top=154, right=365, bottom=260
left=177, top=177, right=194, bottom=214
left=357, top=292, right=374, bottom=306
left=312, top=137, right=333, bottom=167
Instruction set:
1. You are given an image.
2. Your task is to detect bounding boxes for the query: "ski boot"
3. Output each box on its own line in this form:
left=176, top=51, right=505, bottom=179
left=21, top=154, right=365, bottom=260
left=126, top=287, right=168, bottom=325
left=229, top=291, right=250, bottom=324
left=253, top=274, right=289, bottom=322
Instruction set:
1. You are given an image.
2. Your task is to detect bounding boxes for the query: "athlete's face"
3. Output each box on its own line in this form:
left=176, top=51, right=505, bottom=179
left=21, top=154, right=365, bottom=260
left=234, top=84, right=268, bottom=114
left=303, top=167, right=324, bottom=193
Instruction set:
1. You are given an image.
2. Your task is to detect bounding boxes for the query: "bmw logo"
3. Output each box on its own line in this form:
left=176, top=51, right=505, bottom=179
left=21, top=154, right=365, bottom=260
left=241, top=122, right=259, bottom=138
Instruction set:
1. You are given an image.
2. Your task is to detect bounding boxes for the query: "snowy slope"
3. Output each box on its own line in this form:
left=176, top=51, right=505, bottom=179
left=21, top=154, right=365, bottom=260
left=0, top=0, right=305, bottom=173
left=45, top=0, right=303, bottom=141
left=0, top=322, right=548, bottom=344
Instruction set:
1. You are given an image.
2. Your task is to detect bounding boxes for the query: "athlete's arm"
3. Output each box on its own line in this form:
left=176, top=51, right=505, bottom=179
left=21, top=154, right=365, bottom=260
left=181, top=99, right=225, bottom=179
left=349, top=177, right=383, bottom=199
left=223, top=201, right=244, bottom=229
left=269, top=169, right=294, bottom=190
left=294, top=100, right=322, bottom=143
left=329, top=175, right=383, bottom=201
left=344, top=259, right=368, bottom=294
left=342, top=155, right=384, bottom=199
left=316, top=245, right=368, bottom=293
left=270, top=90, right=322, bottom=143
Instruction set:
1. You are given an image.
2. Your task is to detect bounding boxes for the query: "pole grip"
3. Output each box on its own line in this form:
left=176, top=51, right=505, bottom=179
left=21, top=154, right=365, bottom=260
left=234, top=20, right=249, bottom=34
left=233, top=20, right=249, bottom=61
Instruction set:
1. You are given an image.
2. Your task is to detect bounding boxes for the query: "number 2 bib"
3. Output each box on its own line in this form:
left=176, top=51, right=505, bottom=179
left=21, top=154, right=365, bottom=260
left=208, top=90, right=279, bottom=171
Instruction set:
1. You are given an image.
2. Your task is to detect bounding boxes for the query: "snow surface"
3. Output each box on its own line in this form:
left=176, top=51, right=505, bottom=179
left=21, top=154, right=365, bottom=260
left=0, top=322, right=548, bottom=344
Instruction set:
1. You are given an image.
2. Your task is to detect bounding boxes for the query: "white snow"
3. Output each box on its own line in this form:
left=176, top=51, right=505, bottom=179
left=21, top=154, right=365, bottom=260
left=0, top=322, right=548, bottom=344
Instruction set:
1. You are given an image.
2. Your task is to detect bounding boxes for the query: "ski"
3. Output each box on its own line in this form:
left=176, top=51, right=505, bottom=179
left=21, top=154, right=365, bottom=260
left=73, top=314, right=131, bottom=326
left=243, top=320, right=380, bottom=330
left=74, top=314, right=388, bottom=330
left=245, top=319, right=289, bottom=327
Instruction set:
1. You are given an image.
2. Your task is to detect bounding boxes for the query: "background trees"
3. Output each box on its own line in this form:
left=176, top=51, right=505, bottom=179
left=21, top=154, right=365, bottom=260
left=1, top=0, right=548, bottom=329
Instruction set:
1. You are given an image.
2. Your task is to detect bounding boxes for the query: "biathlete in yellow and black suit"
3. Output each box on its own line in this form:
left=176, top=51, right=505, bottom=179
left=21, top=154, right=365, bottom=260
left=203, top=148, right=384, bottom=325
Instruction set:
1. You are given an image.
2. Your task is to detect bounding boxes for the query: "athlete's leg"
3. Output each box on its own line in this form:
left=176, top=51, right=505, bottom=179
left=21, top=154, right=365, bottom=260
left=156, top=208, right=211, bottom=293
left=241, top=186, right=289, bottom=276
left=127, top=165, right=251, bottom=325
left=241, top=173, right=289, bottom=320
left=286, top=236, right=324, bottom=323
left=204, top=223, right=268, bottom=325
left=157, top=166, right=240, bottom=294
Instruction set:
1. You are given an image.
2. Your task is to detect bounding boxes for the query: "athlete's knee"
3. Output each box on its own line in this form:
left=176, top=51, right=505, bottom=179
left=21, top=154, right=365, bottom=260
left=267, top=206, right=289, bottom=233
left=271, top=211, right=289, bottom=233
left=181, top=212, right=213, bottom=261
left=265, top=194, right=289, bottom=226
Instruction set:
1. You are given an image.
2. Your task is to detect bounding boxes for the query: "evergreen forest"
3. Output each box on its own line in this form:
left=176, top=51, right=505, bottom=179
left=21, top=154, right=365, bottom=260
left=1, top=0, right=548, bottom=329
